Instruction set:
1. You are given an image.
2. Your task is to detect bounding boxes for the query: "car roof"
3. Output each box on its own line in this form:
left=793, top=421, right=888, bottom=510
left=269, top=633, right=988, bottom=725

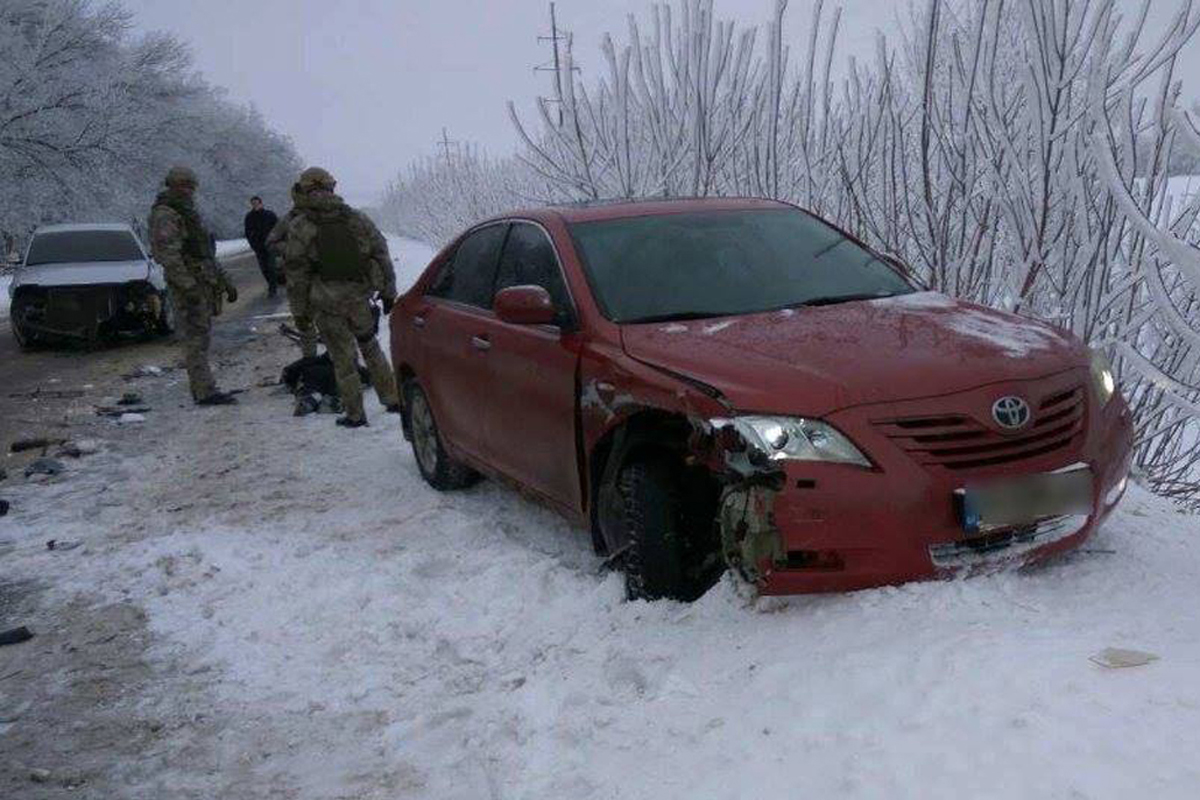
left=33, top=223, right=136, bottom=235
left=501, top=196, right=794, bottom=226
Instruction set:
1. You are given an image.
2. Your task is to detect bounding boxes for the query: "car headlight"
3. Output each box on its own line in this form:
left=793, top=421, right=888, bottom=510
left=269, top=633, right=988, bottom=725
left=1089, top=348, right=1116, bottom=407
left=721, top=416, right=871, bottom=467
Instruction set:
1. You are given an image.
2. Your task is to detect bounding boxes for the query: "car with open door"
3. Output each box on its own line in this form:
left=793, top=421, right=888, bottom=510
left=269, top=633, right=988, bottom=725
left=391, top=198, right=1133, bottom=601
left=8, top=223, right=174, bottom=349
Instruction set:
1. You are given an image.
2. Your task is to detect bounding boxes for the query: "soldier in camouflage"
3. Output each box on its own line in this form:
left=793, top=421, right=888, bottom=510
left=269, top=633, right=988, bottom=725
left=285, top=167, right=401, bottom=427
left=148, top=167, right=239, bottom=406
left=266, top=183, right=319, bottom=359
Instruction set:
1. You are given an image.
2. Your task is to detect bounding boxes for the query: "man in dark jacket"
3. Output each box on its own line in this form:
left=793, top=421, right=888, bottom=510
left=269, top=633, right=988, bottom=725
left=244, top=196, right=280, bottom=297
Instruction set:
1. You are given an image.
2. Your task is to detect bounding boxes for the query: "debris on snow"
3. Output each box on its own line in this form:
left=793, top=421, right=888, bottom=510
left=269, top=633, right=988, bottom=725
left=10, top=437, right=67, bottom=454
left=118, top=391, right=143, bottom=406
left=1090, top=647, right=1160, bottom=669
left=28, top=768, right=51, bottom=784
left=96, top=405, right=151, bottom=418
left=24, top=458, right=65, bottom=478
left=0, top=627, right=34, bottom=646
left=0, top=499, right=8, bottom=517
left=47, top=539, right=82, bottom=552
left=57, top=439, right=101, bottom=459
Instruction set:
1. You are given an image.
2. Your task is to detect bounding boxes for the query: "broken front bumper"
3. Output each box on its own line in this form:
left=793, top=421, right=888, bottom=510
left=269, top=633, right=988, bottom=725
left=742, top=376, right=1134, bottom=595
left=12, top=282, right=162, bottom=341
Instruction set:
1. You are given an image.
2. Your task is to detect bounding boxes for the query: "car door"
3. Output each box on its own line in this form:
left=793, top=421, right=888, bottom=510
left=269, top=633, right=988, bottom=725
left=479, top=221, right=583, bottom=512
left=413, top=223, right=508, bottom=464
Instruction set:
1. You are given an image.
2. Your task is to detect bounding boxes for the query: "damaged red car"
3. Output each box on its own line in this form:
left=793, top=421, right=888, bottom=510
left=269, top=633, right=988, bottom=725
left=391, top=198, right=1133, bottom=600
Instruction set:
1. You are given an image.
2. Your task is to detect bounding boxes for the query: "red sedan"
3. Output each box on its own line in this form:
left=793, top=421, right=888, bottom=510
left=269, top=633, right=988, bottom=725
left=390, top=198, right=1133, bottom=600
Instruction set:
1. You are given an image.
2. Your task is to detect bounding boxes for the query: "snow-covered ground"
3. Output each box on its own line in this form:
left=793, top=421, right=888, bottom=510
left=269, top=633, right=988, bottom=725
left=0, top=273, right=10, bottom=319
left=3, top=236, right=1199, bottom=798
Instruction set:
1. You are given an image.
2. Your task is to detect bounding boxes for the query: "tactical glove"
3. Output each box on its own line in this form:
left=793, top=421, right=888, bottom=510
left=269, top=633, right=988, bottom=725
left=225, top=284, right=239, bottom=304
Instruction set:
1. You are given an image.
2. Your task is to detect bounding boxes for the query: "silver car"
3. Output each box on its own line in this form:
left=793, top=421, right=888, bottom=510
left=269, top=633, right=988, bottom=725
left=8, top=223, right=174, bottom=349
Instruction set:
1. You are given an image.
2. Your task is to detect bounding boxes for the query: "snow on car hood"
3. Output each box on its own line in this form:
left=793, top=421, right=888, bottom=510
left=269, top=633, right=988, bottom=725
left=14, top=260, right=151, bottom=288
left=620, top=291, right=1088, bottom=416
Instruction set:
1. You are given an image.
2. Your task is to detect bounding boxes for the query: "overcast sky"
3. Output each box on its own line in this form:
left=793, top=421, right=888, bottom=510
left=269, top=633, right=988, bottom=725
left=121, top=0, right=1199, bottom=206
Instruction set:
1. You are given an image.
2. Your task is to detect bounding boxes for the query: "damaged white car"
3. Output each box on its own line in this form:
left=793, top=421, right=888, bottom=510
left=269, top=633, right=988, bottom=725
left=8, top=223, right=174, bottom=349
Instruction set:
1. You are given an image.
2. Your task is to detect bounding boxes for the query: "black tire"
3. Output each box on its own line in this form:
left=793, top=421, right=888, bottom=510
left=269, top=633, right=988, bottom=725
left=619, top=454, right=701, bottom=602
left=11, top=319, right=34, bottom=351
left=405, top=380, right=478, bottom=491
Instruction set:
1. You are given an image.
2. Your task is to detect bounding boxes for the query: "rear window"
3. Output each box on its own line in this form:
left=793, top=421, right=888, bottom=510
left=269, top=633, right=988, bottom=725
left=26, top=230, right=144, bottom=266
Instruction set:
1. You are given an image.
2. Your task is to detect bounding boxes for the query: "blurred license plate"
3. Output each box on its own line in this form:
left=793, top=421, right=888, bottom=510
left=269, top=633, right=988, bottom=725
left=956, top=467, right=1093, bottom=534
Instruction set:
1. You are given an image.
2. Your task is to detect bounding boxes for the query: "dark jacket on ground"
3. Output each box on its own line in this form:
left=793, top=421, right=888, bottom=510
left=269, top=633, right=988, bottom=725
left=244, top=208, right=279, bottom=252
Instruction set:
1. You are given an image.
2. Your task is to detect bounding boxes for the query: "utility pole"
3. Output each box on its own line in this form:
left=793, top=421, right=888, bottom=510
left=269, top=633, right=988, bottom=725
left=438, top=127, right=459, bottom=165
left=535, top=2, right=576, bottom=126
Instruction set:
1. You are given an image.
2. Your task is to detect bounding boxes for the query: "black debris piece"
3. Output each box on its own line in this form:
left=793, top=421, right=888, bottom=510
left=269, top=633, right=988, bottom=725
left=0, top=627, right=33, bottom=646
left=118, top=391, right=144, bottom=406
left=10, top=437, right=67, bottom=454
left=24, top=458, right=65, bottom=478
left=47, top=539, right=81, bottom=551
left=0, top=499, right=9, bottom=517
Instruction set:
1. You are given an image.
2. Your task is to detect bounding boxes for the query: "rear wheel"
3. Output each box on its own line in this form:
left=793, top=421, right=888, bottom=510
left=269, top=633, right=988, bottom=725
left=11, top=319, right=34, bottom=351
left=405, top=380, right=478, bottom=491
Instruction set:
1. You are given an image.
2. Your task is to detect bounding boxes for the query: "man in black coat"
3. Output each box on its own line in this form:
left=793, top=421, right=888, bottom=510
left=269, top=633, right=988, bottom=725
left=244, top=195, right=280, bottom=297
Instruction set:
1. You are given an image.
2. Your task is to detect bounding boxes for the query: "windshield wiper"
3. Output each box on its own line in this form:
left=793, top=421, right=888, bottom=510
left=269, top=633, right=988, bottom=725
left=793, top=291, right=907, bottom=308
left=625, top=311, right=731, bottom=324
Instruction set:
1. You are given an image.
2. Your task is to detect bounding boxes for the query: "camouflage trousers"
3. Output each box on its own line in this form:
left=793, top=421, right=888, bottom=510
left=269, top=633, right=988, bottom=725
left=172, top=285, right=217, bottom=400
left=285, top=271, right=319, bottom=359
left=311, top=281, right=399, bottom=421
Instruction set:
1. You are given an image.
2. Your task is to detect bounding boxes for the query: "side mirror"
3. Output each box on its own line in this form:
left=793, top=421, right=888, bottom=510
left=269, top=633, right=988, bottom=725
left=494, top=285, right=558, bottom=326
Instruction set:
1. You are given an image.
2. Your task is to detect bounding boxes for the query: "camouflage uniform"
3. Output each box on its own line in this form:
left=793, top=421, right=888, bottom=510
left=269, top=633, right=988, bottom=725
left=148, top=167, right=238, bottom=403
left=286, top=167, right=400, bottom=425
left=267, top=185, right=319, bottom=358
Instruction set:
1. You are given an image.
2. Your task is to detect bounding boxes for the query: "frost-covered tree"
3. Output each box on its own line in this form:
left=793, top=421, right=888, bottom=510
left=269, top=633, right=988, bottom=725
left=0, top=0, right=301, bottom=249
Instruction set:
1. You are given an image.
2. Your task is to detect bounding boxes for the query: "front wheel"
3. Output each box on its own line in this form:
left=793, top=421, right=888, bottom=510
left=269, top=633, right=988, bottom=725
left=405, top=380, right=478, bottom=491
left=11, top=319, right=34, bottom=351
left=618, top=455, right=719, bottom=602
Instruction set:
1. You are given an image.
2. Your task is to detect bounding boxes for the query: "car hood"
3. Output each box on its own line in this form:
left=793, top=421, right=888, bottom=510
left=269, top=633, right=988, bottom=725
left=619, top=292, right=1088, bottom=416
left=14, top=260, right=151, bottom=289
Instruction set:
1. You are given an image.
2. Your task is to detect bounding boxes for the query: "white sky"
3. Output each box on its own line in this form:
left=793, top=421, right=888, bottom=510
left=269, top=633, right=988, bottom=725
left=121, top=1, right=1200, bottom=205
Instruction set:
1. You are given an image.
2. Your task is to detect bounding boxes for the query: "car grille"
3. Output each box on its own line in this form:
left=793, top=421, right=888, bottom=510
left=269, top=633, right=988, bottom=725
left=875, top=386, right=1086, bottom=470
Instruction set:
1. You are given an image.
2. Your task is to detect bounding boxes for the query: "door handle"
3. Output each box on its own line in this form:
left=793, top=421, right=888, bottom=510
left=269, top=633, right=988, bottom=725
left=413, top=315, right=427, bottom=329
left=471, top=335, right=492, bottom=352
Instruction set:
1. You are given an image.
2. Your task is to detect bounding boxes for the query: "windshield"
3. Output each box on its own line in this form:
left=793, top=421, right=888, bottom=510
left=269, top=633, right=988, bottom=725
left=26, top=230, right=144, bottom=266
left=569, top=208, right=914, bottom=323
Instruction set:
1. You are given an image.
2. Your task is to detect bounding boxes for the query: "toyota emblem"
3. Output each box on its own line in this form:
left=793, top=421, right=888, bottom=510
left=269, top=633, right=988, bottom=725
left=992, top=396, right=1031, bottom=430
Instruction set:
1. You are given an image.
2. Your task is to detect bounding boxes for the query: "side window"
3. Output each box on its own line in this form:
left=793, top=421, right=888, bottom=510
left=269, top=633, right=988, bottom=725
left=427, top=224, right=508, bottom=308
left=494, top=223, right=571, bottom=313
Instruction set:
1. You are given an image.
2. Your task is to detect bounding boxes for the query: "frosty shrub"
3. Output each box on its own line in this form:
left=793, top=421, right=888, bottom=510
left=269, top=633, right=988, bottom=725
left=389, top=0, right=1200, bottom=505
left=0, top=0, right=301, bottom=247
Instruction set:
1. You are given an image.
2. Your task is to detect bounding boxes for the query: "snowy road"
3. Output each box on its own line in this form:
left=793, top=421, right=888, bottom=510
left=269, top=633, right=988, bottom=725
left=2, top=238, right=1199, bottom=798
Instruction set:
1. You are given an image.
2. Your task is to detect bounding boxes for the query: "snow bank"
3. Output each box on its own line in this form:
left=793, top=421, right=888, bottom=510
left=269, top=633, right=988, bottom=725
left=214, top=238, right=252, bottom=259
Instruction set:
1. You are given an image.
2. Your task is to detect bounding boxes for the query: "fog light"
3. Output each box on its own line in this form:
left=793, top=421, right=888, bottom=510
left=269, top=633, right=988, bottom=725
left=1105, top=476, right=1128, bottom=507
